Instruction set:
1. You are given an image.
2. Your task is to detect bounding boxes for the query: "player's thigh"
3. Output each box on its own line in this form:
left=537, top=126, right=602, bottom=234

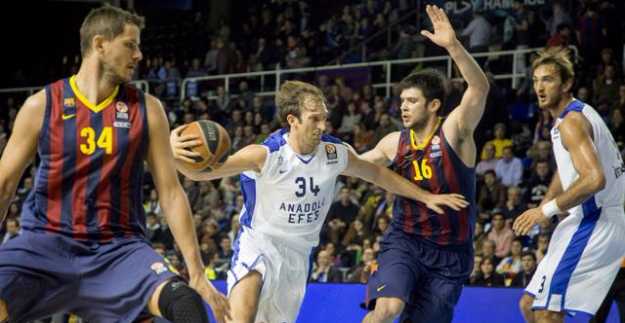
left=228, top=270, right=263, bottom=323
left=0, top=299, right=7, bottom=322
left=402, top=277, right=463, bottom=323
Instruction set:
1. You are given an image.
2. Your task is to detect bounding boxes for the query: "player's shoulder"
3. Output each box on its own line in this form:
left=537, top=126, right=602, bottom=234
left=262, top=128, right=289, bottom=153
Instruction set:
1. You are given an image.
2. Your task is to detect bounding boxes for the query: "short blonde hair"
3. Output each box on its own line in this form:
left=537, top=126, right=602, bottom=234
left=531, top=47, right=575, bottom=84
left=275, top=81, right=325, bottom=125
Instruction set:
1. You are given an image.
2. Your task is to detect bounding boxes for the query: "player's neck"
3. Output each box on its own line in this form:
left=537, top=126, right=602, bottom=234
left=410, top=117, right=441, bottom=143
left=74, top=61, right=118, bottom=105
left=287, top=133, right=315, bottom=155
left=550, top=94, right=574, bottom=119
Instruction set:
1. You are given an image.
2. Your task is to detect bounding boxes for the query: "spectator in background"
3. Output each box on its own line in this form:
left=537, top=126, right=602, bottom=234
left=472, top=257, right=505, bottom=287
left=524, top=160, right=551, bottom=209
left=545, top=2, right=572, bottom=37
left=325, top=187, right=359, bottom=246
left=483, top=123, right=512, bottom=159
left=547, top=23, right=573, bottom=48
left=511, top=251, right=537, bottom=288
left=496, top=237, right=524, bottom=282
left=347, top=247, right=377, bottom=283
left=476, top=142, right=498, bottom=177
left=609, top=108, right=625, bottom=146
left=478, top=170, right=507, bottom=211
left=534, top=233, right=550, bottom=263
left=481, top=239, right=500, bottom=265
left=593, top=64, right=621, bottom=106
left=495, top=146, right=523, bottom=187
left=502, top=186, right=525, bottom=221
left=461, top=9, right=491, bottom=54
left=1, top=217, right=20, bottom=244
left=310, top=249, right=343, bottom=283
left=487, top=212, right=515, bottom=259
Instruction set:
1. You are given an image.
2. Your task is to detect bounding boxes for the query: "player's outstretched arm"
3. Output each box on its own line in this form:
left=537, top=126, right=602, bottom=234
left=514, top=113, right=605, bottom=235
left=0, top=91, right=44, bottom=224
left=169, top=126, right=267, bottom=181
left=342, top=150, right=468, bottom=214
left=145, top=95, right=230, bottom=322
left=421, top=5, right=489, bottom=136
left=359, top=131, right=400, bottom=166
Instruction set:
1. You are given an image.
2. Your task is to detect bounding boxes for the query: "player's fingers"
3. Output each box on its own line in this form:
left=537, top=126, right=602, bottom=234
left=172, top=124, right=188, bottom=135
left=174, top=154, right=198, bottom=164
left=176, top=140, right=202, bottom=148
left=420, top=30, right=434, bottom=40
left=177, top=134, right=200, bottom=142
left=430, top=204, right=444, bottom=214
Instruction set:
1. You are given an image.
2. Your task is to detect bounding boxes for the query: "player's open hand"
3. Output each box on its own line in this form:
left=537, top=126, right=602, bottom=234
left=513, top=208, right=548, bottom=236
left=189, top=275, right=231, bottom=323
left=420, top=5, right=458, bottom=49
left=170, top=124, right=202, bottom=163
left=425, top=193, right=469, bottom=214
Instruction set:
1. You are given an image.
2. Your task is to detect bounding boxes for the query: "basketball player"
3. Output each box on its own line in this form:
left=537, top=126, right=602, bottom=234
left=169, top=80, right=469, bottom=323
left=0, top=5, right=229, bottom=323
left=514, top=48, right=625, bottom=322
left=359, top=5, right=489, bottom=323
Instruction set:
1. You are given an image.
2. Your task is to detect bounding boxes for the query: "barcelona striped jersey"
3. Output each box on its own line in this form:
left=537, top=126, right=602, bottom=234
left=20, top=76, right=149, bottom=242
left=391, top=119, right=476, bottom=246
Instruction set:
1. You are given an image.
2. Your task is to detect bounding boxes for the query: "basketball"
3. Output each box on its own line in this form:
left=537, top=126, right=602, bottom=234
left=178, top=120, right=231, bottom=172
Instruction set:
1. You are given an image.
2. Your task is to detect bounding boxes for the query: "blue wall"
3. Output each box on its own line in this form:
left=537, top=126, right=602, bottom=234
left=169, top=281, right=621, bottom=322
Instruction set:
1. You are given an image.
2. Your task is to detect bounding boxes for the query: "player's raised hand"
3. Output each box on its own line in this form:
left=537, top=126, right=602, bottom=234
left=188, top=275, right=231, bottom=323
left=424, top=193, right=469, bottom=214
left=170, top=124, right=203, bottom=163
left=420, top=5, right=458, bottom=49
left=513, top=208, right=549, bottom=236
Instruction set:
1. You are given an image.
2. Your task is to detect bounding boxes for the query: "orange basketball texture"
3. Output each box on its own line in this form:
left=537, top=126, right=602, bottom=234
left=178, top=120, right=231, bottom=172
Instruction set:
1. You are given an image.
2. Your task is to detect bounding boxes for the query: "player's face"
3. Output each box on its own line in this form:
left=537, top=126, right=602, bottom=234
left=400, top=87, right=438, bottom=129
left=101, top=24, right=143, bottom=83
left=291, top=97, right=328, bottom=148
left=533, top=64, right=570, bottom=110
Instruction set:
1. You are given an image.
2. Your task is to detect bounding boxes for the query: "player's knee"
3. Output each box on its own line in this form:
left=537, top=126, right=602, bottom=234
left=0, top=299, right=7, bottom=323
left=374, top=298, right=404, bottom=319
left=519, top=294, right=534, bottom=312
left=158, top=279, right=209, bottom=323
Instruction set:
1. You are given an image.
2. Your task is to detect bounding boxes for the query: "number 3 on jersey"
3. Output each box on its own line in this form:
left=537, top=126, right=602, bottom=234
left=80, top=126, right=113, bottom=155
left=412, top=158, right=432, bottom=181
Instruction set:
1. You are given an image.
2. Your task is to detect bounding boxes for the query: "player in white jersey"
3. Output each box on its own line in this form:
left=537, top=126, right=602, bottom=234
left=513, top=47, right=625, bottom=323
left=169, top=80, right=469, bottom=323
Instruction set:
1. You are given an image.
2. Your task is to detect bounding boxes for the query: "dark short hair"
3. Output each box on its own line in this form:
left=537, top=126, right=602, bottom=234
left=398, top=68, right=447, bottom=110
left=80, top=4, right=145, bottom=57
left=521, top=251, right=536, bottom=261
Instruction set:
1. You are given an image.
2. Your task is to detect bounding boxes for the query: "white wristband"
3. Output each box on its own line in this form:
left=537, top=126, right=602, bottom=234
left=541, top=199, right=561, bottom=218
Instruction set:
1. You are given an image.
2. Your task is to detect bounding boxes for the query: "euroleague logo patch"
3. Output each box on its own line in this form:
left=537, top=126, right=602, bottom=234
left=151, top=262, right=169, bottom=275
left=325, top=144, right=338, bottom=164
left=116, top=101, right=128, bottom=113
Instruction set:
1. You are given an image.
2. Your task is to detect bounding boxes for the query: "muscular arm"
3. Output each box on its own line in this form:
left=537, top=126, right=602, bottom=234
left=176, top=145, right=267, bottom=182
left=342, top=151, right=468, bottom=214
left=145, top=94, right=206, bottom=277
left=358, top=131, right=399, bottom=166
left=0, top=91, right=44, bottom=224
left=541, top=172, right=563, bottom=206
left=549, top=113, right=606, bottom=211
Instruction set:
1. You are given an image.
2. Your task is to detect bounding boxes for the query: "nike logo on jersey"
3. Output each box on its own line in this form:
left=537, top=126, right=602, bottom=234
left=279, top=169, right=288, bottom=174
left=62, top=114, right=76, bottom=120
left=377, top=284, right=386, bottom=292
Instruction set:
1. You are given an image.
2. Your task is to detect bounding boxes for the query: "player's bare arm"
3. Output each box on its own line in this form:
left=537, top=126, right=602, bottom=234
left=170, top=126, right=266, bottom=181
left=514, top=113, right=605, bottom=235
left=342, top=150, right=468, bottom=214
left=145, top=94, right=230, bottom=322
left=0, top=91, right=45, bottom=224
left=421, top=5, right=489, bottom=165
left=359, top=131, right=400, bottom=166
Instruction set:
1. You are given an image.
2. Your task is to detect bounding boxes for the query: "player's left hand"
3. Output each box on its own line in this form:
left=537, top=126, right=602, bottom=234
left=188, top=275, right=231, bottom=323
left=420, top=5, right=458, bottom=49
left=513, top=208, right=549, bottom=236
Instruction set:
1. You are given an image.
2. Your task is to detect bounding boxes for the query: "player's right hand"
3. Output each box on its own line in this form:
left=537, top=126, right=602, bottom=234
left=170, top=124, right=203, bottom=163
left=189, top=275, right=231, bottom=323
left=425, top=193, right=469, bottom=214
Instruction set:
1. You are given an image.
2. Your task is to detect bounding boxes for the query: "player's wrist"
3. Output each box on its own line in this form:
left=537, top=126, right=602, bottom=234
left=541, top=199, right=561, bottom=218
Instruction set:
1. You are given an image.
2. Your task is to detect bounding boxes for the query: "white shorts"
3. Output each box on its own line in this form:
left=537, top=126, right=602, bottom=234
left=227, top=227, right=312, bottom=323
left=526, top=205, right=625, bottom=316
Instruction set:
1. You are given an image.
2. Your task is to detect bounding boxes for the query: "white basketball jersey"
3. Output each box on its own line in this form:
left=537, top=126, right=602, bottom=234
left=238, top=129, right=349, bottom=249
left=551, top=99, right=625, bottom=209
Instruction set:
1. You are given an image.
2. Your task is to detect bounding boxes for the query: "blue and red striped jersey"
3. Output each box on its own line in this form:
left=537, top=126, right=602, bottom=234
left=20, top=76, right=150, bottom=242
left=391, top=120, right=476, bottom=246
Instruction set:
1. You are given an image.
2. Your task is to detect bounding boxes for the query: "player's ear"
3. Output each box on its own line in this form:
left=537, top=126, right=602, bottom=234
left=286, top=114, right=299, bottom=128
left=92, top=34, right=106, bottom=55
left=428, top=98, right=441, bottom=112
left=562, top=78, right=574, bottom=93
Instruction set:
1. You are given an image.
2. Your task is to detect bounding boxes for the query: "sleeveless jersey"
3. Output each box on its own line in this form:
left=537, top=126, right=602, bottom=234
left=391, top=120, right=476, bottom=246
left=551, top=99, right=625, bottom=211
left=238, top=129, right=349, bottom=250
left=20, top=76, right=150, bottom=242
